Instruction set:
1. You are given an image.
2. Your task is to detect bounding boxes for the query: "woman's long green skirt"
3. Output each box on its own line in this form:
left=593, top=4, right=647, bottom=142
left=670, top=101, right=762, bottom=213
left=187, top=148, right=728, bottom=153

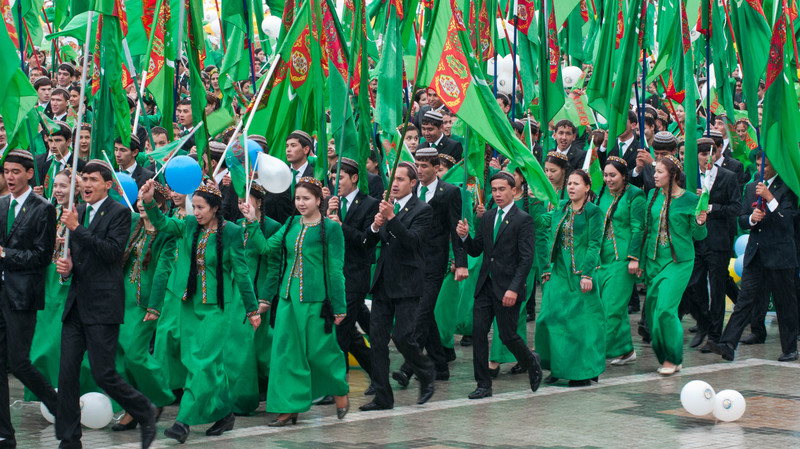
left=596, top=259, right=635, bottom=358
left=644, top=258, right=692, bottom=365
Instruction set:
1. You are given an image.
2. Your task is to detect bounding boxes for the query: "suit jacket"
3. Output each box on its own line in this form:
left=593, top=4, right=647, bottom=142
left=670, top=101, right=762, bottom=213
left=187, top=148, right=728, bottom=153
left=417, top=179, right=466, bottom=276
left=598, top=136, right=640, bottom=170
left=263, top=162, right=315, bottom=223
left=35, top=153, right=87, bottom=187
left=337, top=191, right=379, bottom=295
left=128, top=163, right=155, bottom=189
left=739, top=176, right=799, bottom=270
left=367, top=172, right=385, bottom=201
left=62, top=198, right=132, bottom=324
left=0, top=192, right=57, bottom=310
left=461, top=204, right=535, bottom=300
left=629, top=162, right=656, bottom=194
left=718, top=156, right=748, bottom=190
left=364, top=195, right=432, bottom=298
left=700, top=167, right=741, bottom=254
left=418, top=135, right=463, bottom=162
left=559, top=144, right=587, bottom=171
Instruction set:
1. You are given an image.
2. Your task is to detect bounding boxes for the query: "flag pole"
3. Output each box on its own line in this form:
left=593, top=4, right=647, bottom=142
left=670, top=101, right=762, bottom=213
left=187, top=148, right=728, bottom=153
left=64, top=10, right=94, bottom=251
left=102, top=152, right=135, bottom=212
left=152, top=122, right=204, bottom=178
left=214, top=0, right=227, bottom=52
left=16, top=0, right=23, bottom=69
left=41, top=7, right=62, bottom=65
left=705, top=10, right=711, bottom=137
left=510, top=11, right=518, bottom=121
left=640, top=49, right=647, bottom=148
left=242, top=0, right=258, bottom=89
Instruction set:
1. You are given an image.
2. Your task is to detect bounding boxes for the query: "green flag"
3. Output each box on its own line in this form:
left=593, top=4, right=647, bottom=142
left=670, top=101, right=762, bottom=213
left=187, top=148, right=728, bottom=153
left=0, top=23, right=38, bottom=148
left=219, top=0, right=253, bottom=110
left=728, top=0, right=771, bottom=125
left=607, top=0, right=645, bottom=147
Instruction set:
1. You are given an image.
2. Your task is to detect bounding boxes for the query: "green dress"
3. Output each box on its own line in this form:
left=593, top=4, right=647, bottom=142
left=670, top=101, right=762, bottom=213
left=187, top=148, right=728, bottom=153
left=534, top=201, right=606, bottom=381
left=115, top=215, right=177, bottom=408
left=152, top=209, right=188, bottom=391
left=258, top=217, right=348, bottom=413
left=642, top=189, right=707, bottom=366
left=595, top=186, right=646, bottom=358
left=144, top=200, right=258, bottom=426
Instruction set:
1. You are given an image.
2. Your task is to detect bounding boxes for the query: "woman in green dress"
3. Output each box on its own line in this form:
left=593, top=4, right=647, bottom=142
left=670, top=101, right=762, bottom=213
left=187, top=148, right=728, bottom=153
left=112, top=185, right=177, bottom=430
left=140, top=180, right=261, bottom=443
left=641, top=155, right=707, bottom=375
left=241, top=177, right=349, bottom=426
left=535, top=170, right=606, bottom=387
left=594, top=157, right=645, bottom=366
left=543, top=151, right=569, bottom=211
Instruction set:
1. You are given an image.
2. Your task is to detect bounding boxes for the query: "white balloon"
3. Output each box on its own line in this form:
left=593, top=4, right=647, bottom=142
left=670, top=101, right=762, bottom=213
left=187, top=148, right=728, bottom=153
left=262, top=15, right=282, bottom=40
left=207, top=20, right=221, bottom=40
left=496, top=72, right=514, bottom=95
left=680, top=380, right=716, bottom=416
left=495, top=18, right=517, bottom=45
left=41, top=401, right=55, bottom=424
left=713, top=390, right=746, bottom=422
left=80, top=392, right=114, bottom=429
left=256, top=153, right=293, bottom=193
left=562, top=66, right=583, bottom=88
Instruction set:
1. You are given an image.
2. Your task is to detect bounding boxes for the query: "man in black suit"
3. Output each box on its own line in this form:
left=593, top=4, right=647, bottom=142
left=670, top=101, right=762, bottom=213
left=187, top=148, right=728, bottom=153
left=360, top=162, right=435, bottom=411
left=630, top=131, right=677, bottom=194
left=597, top=110, right=640, bottom=169
left=708, top=129, right=748, bottom=190
left=393, top=148, right=466, bottom=384
left=262, top=130, right=316, bottom=223
left=417, top=110, right=463, bottom=162
left=114, top=136, right=155, bottom=188
left=710, top=154, right=799, bottom=362
left=0, top=150, right=58, bottom=448
left=55, top=160, right=156, bottom=449
left=456, top=172, right=543, bottom=399
left=326, top=158, right=378, bottom=382
left=551, top=119, right=586, bottom=171
left=367, top=171, right=385, bottom=200
left=684, top=138, right=742, bottom=352
left=34, top=76, right=53, bottom=118
left=34, top=122, right=86, bottom=194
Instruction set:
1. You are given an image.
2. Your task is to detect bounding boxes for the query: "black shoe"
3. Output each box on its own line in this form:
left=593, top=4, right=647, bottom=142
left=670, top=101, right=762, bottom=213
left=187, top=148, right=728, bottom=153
left=568, top=380, right=591, bottom=387
left=359, top=401, right=392, bottom=411
left=460, top=336, right=473, bottom=347
left=268, top=413, right=298, bottom=427
left=689, top=325, right=699, bottom=333
left=689, top=331, right=707, bottom=348
left=526, top=313, right=535, bottom=322
left=435, top=370, right=450, bottom=381
left=628, top=304, right=640, bottom=314
left=417, top=377, right=435, bottom=405
left=698, top=342, right=714, bottom=353
left=778, top=351, right=799, bottom=362
left=468, top=387, right=493, bottom=399
left=336, top=398, right=350, bottom=419
left=638, top=324, right=651, bottom=344
left=364, top=384, right=376, bottom=396
left=528, top=353, right=543, bottom=392
left=740, top=334, right=765, bottom=345
left=709, top=341, right=735, bottom=361
left=544, top=375, right=559, bottom=384
left=164, top=421, right=189, bottom=444
left=0, top=439, right=16, bottom=449
left=111, top=418, right=138, bottom=431
left=488, top=365, right=500, bottom=378
left=510, top=363, right=528, bottom=375
left=140, top=404, right=157, bottom=449
left=313, top=395, right=336, bottom=405
left=205, top=412, right=234, bottom=436
left=391, top=370, right=410, bottom=388
left=445, top=347, right=457, bottom=362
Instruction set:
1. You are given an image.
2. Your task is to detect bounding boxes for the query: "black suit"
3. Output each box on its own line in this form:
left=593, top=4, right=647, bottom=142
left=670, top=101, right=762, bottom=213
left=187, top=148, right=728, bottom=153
left=719, top=177, right=799, bottom=355
left=34, top=153, right=87, bottom=187
left=126, top=163, right=155, bottom=189
left=0, top=191, right=58, bottom=443
left=629, top=162, right=656, bottom=193
left=56, top=198, right=153, bottom=448
left=461, top=204, right=539, bottom=388
left=367, top=172, right=385, bottom=200
left=262, top=162, right=315, bottom=224
left=555, top=144, right=587, bottom=171
left=335, top=190, right=379, bottom=377
left=685, top=167, right=741, bottom=343
left=598, top=137, right=639, bottom=170
left=364, top=195, right=433, bottom=407
left=418, top=135, right=463, bottom=163
left=718, top=156, right=748, bottom=190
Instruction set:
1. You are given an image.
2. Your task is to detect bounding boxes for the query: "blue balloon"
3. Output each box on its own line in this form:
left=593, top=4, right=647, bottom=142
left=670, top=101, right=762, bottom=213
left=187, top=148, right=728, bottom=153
left=115, top=172, right=139, bottom=207
left=734, top=235, right=749, bottom=257
left=734, top=255, right=744, bottom=277
left=165, top=155, right=203, bottom=194
left=246, top=139, right=262, bottom=169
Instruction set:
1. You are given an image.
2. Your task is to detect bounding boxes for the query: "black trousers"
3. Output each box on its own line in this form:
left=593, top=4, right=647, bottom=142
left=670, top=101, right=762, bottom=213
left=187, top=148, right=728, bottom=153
left=472, top=281, right=535, bottom=389
left=720, top=253, right=798, bottom=354
left=747, top=288, right=772, bottom=340
left=56, top=308, right=152, bottom=447
left=336, top=292, right=372, bottom=377
left=0, top=302, right=58, bottom=441
left=687, top=250, right=730, bottom=342
left=401, top=275, right=448, bottom=374
left=369, top=280, right=433, bottom=408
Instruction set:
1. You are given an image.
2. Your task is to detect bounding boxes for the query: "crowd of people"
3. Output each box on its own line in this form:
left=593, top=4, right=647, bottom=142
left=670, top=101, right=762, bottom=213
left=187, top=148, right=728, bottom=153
left=0, top=45, right=798, bottom=449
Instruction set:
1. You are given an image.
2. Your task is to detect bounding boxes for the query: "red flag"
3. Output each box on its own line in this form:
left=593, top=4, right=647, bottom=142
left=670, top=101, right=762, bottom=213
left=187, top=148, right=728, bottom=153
left=1, top=0, right=17, bottom=49
left=765, top=12, right=787, bottom=90
left=547, top=3, right=560, bottom=83
left=431, top=0, right=471, bottom=112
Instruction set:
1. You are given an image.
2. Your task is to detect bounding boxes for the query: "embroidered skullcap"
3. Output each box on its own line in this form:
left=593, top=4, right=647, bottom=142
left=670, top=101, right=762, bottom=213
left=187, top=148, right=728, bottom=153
left=663, top=154, right=684, bottom=171
left=298, top=176, right=322, bottom=188
left=606, top=155, right=627, bottom=167
left=58, top=62, right=76, bottom=76
left=415, top=147, right=439, bottom=158
left=5, top=149, right=34, bottom=161
left=398, top=161, right=418, bottom=178
left=491, top=171, right=516, bottom=188
left=546, top=151, right=569, bottom=162
left=439, top=154, right=456, bottom=166
left=708, top=129, right=723, bottom=139
left=208, top=141, right=226, bottom=155
left=195, top=183, right=223, bottom=198
left=654, top=131, right=677, bottom=146
left=248, top=134, right=268, bottom=152
left=339, top=157, right=359, bottom=172
left=423, top=110, right=444, bottom=122
left=33, top=76, right=52, bottom=89
left=287, top=130, right=313, bottom=148
left=84, top=159, right=114, bottom=173
left=697, top=137, right=715, bottom=146
left=51, top=87, right=69, bottom=98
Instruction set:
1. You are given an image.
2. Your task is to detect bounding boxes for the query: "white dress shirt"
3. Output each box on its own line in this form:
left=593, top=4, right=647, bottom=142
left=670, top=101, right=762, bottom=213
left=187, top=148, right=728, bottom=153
left=417, top=177, right=438, bottom=203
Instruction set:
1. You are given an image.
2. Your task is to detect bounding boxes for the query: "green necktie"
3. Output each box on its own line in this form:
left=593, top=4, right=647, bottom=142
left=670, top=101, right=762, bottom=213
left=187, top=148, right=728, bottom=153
left=394, top=202, right=400, bottom=215
left=619, top=142, right=626, bottom=157
left=493, top=209, right=504, bottom=242
left=419, top=185, right=429, bottom=203
left=290, top=169, right=298, bottom=195
left=340, top=197, right=348, bottom=220
left=83, top=205, right=93, bottom=227
left=7, top=199, right=17, bottom=234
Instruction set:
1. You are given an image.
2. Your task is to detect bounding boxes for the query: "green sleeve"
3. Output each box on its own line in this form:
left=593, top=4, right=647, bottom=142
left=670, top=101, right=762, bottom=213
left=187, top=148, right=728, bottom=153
left=531, top=199, right=550, bottom=277
left=144, top=199, right=187, bottom=237
left=626, top=189, right=646, bottom=260
left=244, top=220, right=270, bottom=255
left=228, top=224, right=258, bottom=314
left=147, top=234, right=178, bottom=312
left=264, top=223, right=289, bottom=302
left=581, top=206, right=603, bottom=279
left=691, top=213, right=708, bottom=241
left=326, top=221, right=347, bottom=315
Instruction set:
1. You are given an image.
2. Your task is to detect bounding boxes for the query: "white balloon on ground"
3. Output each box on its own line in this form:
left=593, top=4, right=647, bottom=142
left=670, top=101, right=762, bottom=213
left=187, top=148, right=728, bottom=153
left=562, top=66, right=583, bottom=89
left=262, top=15, right=282, bottom=39
left=713, top=390, right=746, bottom=422
left=256, top=153, right=293, bottom=193
left=680, top=380, right=716, bottom=416
left=41, top=402, right=55, bottom=424
left=79, top=392, right=113, bottom=429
